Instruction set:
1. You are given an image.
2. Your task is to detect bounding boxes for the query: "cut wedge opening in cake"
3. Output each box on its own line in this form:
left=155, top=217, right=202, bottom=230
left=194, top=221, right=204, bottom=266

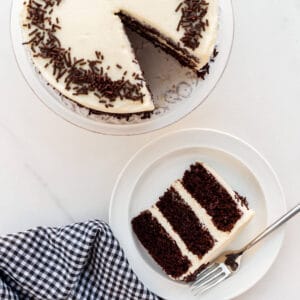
left=21, top=0, right=219, bottom=115
left=132, top=162, right=255, bottom=282
left=118, top=13, right=200, bottom=73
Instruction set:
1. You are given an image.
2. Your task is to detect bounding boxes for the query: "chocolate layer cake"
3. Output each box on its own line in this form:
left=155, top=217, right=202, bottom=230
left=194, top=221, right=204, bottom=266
left=132, top=162, right=255, bottom=282
left=20, top=0, right=218, bottom=115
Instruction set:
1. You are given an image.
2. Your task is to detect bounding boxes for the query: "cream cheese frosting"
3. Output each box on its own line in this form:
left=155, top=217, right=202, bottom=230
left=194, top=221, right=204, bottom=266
left=21, top=0, right=218, bottom=114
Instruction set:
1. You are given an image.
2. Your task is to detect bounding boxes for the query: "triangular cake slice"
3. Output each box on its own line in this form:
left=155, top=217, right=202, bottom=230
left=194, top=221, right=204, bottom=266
left=21, top=0, right=218, bottom=114
left=132, top=162, right=255, bottom=282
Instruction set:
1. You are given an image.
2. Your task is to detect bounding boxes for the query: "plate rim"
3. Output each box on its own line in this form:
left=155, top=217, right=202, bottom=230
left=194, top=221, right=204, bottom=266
left=10, top=0, right=235, bottom=136
left=109, top=128, right=286, bottom=299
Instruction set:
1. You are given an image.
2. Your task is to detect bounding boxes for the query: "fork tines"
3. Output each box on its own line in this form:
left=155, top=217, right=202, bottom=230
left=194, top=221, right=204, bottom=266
left=191, top=263, right=231, bottom=295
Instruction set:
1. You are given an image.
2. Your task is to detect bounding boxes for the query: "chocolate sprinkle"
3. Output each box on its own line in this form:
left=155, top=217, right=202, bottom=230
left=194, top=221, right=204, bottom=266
left=234, top=192, right=249, bottom=209
left=176, top=0, right=210, bottom=50
left=197, top=47, right=218, bottom=79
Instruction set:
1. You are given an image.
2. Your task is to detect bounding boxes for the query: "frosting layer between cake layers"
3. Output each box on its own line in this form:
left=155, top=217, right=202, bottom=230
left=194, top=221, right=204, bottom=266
left=21, top=0, right=218, bottom=114
left=132, top=162, right=255, bottom=282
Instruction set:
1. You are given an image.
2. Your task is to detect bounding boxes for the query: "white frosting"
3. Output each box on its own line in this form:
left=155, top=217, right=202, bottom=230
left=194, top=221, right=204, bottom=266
left=21, top=0, right=218, bottom=114
left=149, top=162, right=254, bottom=281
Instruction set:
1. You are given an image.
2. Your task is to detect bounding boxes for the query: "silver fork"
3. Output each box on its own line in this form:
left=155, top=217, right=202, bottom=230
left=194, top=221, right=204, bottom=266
left=191, top=203, right=300, bottom=295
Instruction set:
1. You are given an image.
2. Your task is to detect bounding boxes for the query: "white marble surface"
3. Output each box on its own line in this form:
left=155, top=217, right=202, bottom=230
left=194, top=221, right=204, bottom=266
left=0, top=0, right=299, bottom=299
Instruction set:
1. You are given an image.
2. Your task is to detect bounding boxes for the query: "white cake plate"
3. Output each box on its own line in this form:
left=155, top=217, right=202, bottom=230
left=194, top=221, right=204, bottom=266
left=109, top=128, right=286, bottom=299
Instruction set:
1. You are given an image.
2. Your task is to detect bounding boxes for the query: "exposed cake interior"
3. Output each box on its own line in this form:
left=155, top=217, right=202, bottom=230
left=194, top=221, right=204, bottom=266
left=181, top=163, right=242, bottom=231
left=132, top=162, right=255, bottom=282
left=156, top=187, right=215, bottom=257
left=132, top=211, right=191, bottom=278
left=118, top=13, right=200, bottom=72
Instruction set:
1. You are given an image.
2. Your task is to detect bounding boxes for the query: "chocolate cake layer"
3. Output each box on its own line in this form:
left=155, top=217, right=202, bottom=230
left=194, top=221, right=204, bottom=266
left=182, top=163, right=242, bottom=231
left=132, top=211, right=191, bottom=278
left=156, top=187, right=215, bottom=257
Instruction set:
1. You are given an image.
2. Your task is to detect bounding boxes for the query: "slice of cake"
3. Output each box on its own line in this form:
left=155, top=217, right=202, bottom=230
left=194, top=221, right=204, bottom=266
left=20, top=0, right=218, bottom=115
left=132, top=162, right=255, bottom=282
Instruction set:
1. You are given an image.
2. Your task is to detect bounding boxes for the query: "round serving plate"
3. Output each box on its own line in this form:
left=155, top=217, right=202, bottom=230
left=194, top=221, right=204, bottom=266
left=109, top=128, right=286, bottom=299
left=10, top=1, right=234, bottom=135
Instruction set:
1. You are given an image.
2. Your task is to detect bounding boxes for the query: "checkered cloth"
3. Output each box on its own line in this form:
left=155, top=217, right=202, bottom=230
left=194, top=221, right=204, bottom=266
left=0, top=220, right=160, bottom=300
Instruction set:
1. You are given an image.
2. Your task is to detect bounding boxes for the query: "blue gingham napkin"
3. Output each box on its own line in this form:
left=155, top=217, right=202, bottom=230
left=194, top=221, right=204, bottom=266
left=0, top=220, right=160, bottom=300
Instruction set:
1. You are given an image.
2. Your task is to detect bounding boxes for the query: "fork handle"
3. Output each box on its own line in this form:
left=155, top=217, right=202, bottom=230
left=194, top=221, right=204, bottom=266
left=242, top=203, right=300, bottom=253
